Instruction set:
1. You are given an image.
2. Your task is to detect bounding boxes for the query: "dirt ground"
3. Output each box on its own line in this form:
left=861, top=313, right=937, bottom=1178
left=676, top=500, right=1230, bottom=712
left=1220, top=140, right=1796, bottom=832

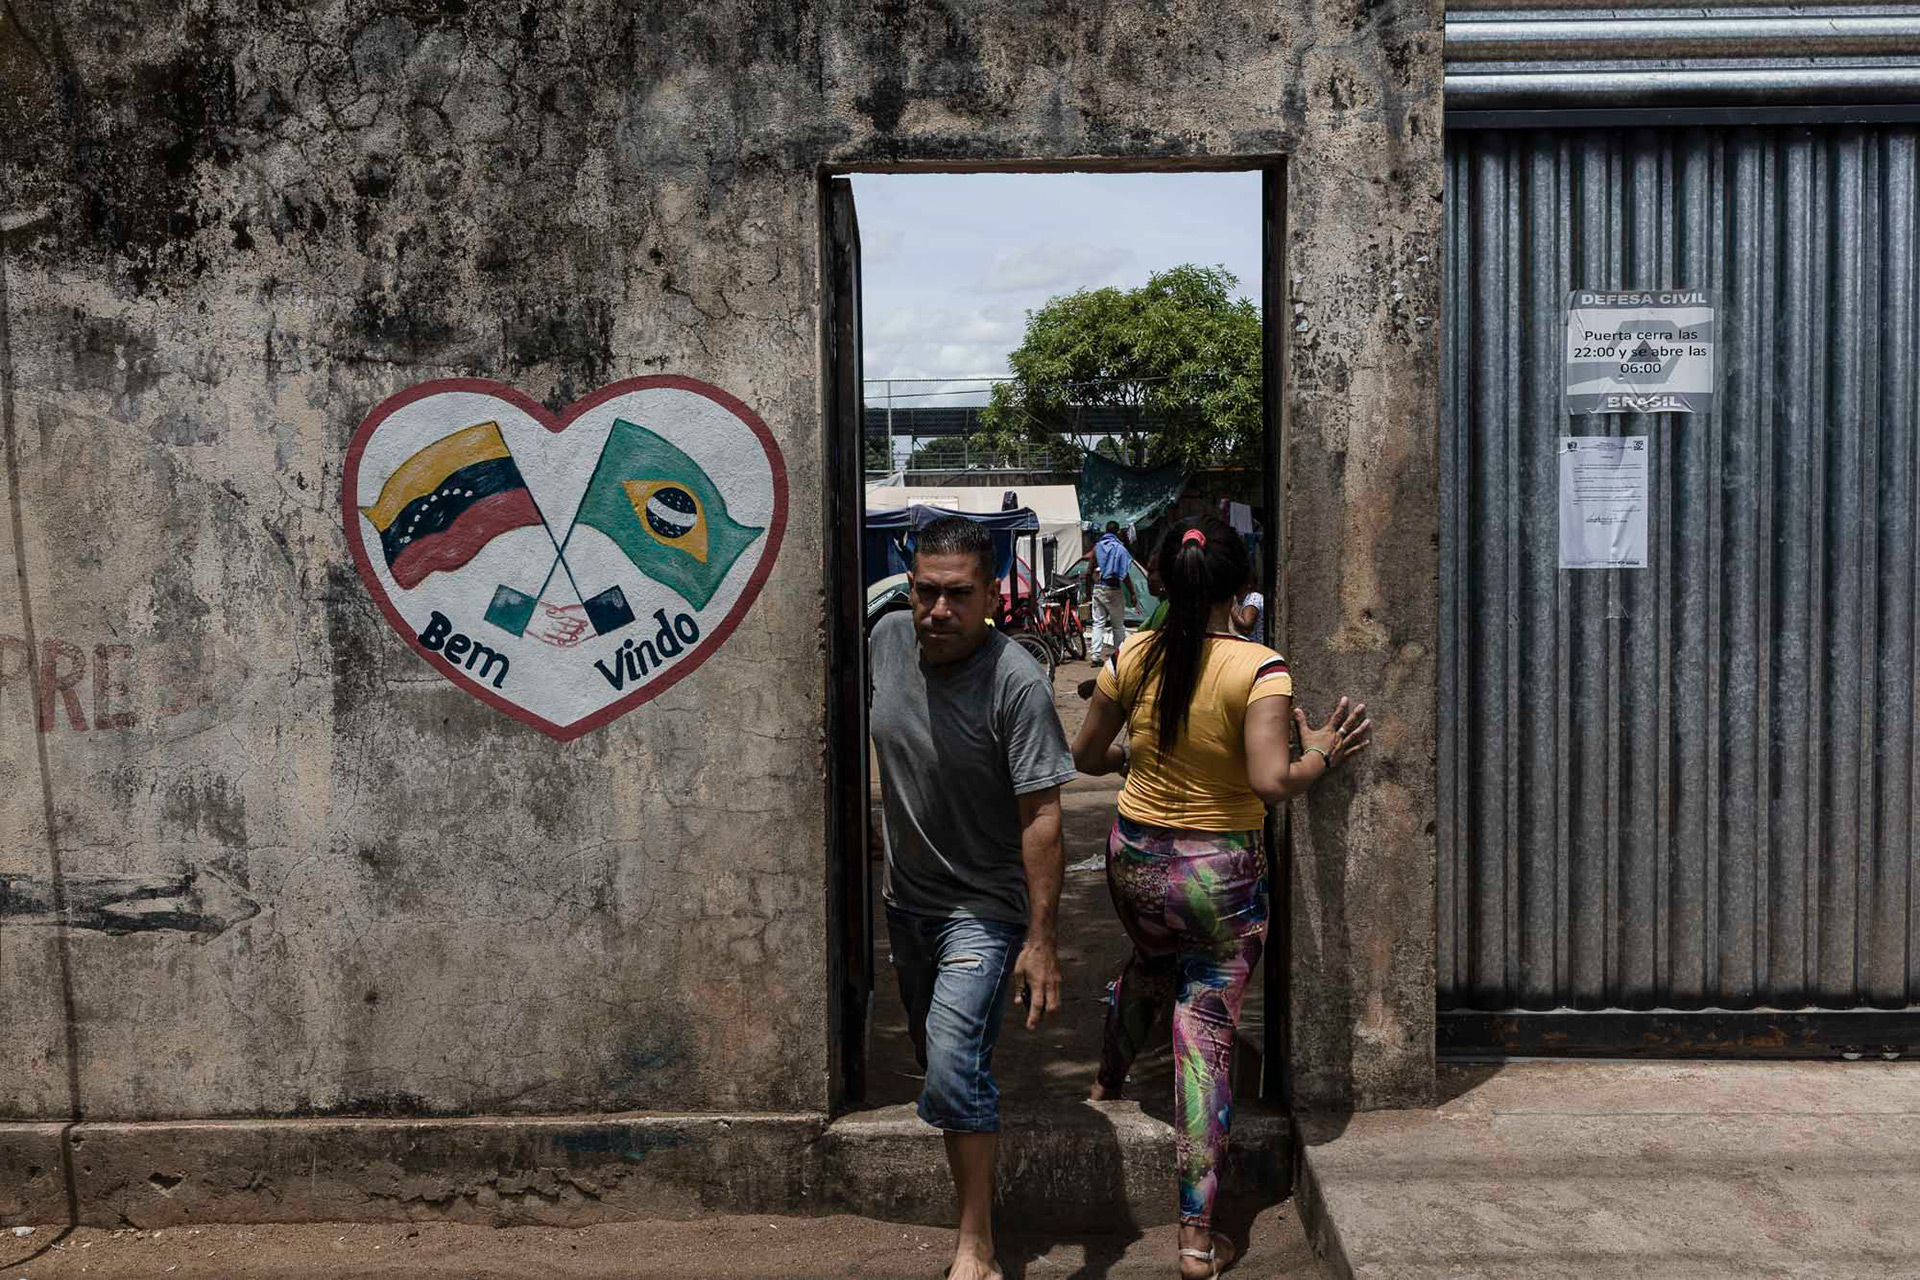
left=0, top=1204, right=1329, bottom=1278
left=865, top=659, right=1270, bottom=1114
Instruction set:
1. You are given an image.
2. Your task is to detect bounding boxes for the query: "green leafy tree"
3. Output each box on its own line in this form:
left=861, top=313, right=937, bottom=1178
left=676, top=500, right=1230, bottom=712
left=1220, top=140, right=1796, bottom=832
left=978, top=264, right=1261, bottom=471
left=906, top=436, right=969, bottom=470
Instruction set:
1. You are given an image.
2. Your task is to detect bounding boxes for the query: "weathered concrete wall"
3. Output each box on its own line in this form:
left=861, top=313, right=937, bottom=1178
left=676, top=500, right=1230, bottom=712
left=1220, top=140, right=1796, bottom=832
left=0, top=0, right=1441, bottom=1131
left=1280, top=12, right=1443, bottom=1110
left=0, top=1, right=831, bottom=1123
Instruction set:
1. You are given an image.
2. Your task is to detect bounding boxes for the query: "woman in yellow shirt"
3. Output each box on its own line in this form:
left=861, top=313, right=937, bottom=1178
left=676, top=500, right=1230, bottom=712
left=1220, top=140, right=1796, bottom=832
left=1071, top=515, right=1369, bottom=1279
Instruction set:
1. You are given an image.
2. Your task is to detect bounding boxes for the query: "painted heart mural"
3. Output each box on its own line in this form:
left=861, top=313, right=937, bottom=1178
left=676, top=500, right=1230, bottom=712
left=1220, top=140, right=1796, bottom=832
left=342, top=376, right=788, bottom=740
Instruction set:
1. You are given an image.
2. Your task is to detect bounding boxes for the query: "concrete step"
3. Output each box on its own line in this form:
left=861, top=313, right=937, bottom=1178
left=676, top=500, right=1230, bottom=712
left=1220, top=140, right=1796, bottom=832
left=1, top=1101, right=1291, bottom=1237
left=818, top=1099, right=1291, bottom=1234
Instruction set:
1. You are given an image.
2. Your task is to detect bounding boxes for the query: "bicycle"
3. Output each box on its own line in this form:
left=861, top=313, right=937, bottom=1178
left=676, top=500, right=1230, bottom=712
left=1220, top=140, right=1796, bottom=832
left=1036, top=584, right=1088, bottom=662
left=998, top=591, right=1059, bottom=679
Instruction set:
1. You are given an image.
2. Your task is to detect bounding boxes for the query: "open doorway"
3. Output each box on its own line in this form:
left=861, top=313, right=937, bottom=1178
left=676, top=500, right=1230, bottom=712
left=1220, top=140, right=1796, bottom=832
left=822, top=167, right=1287, bottom=1119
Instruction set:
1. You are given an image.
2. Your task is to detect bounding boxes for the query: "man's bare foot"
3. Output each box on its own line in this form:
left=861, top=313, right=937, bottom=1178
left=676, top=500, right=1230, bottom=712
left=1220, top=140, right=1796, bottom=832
left=1089, top=1077, right=1119, bottom=1101
left=946, top=1244, right=1002, bottom=1280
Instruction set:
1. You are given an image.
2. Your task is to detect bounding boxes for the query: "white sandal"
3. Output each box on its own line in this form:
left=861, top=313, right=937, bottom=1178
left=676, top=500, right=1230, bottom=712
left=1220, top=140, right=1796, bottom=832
left=1179, top=1246, right=1219, bottom=1278
left=1179, top=1237, right=1235, bottom=1277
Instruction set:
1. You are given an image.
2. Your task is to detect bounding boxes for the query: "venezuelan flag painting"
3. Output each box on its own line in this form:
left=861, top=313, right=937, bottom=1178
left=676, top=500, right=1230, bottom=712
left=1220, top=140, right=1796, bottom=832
left=360, top=422, right=544, bottom=590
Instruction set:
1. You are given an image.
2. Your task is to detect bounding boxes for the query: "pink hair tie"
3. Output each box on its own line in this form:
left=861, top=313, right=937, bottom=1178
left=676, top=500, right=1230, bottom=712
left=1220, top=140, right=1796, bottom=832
left=1182, top=529, right=1207, bottom=548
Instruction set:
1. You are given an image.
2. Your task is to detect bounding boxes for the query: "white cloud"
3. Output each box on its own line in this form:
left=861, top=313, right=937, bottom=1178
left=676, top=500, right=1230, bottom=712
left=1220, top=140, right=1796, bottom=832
left=867, top=309, right=1021, bottom=390
left=846, top=172, right=1261, bottom=413
left=867, top=345, right=1010, bottom=386
left=978, top=244, right=1135, bottom=294
left=866, top=318, right=1020, bottom=406
left=862, top=226, right=906, bottom=263
left=873, top=307, right=1020, bottom=349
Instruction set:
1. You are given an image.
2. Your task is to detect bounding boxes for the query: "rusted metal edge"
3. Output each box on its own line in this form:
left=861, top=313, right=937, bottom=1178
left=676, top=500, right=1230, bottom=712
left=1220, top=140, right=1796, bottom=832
left=1439, top=1009, right=1920, bottom=1057
left=1448, top=65, right=1920, bottom=107
left=1446, top=103, right=1920, bottom=127
left=1448, top=16, right=1920, bottom=61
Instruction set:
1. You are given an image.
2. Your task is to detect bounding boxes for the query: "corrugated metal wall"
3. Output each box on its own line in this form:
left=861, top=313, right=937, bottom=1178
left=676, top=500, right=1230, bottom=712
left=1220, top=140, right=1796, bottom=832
left=1439, top=126, right=1920, bottom=1013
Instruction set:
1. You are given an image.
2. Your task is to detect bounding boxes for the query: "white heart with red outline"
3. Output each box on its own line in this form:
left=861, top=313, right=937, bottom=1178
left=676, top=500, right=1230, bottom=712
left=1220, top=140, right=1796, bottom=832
left=342, top=376, right=787, bottom=740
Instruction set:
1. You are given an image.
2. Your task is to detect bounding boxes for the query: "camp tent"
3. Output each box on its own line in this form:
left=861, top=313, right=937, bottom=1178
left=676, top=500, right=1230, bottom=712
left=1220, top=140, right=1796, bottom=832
left=864, top=484, right=1082, bottom=585
left=862, top=503, right=1040, bottom=591
left=1076, top=453, right=1187, bottom=532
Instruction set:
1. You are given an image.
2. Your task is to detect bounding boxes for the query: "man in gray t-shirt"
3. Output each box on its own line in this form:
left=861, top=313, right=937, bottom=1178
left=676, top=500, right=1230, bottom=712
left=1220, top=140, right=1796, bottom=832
left=869, top=516, right=1074, bottom=1280
left=869, top=610, right=1075, bottom=923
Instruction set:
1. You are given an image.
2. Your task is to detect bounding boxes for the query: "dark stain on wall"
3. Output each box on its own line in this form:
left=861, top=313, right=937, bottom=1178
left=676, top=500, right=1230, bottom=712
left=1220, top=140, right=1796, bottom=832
left=853, top=76, right=909, bottom=134
left=555, top=1127, right=689, bottom=1163
left=2, top=2, right=244, bottom=293
left=341, top=289, right=486, bottom=370
left=160, top=773, right=249, bottom=848
left=596, top=1023, right=697, bottom=1108
left=65, top=313, right=162, bottom=400
left=288, top=1090, right=447, bottom=1119
left=502, top=297, right=616, bottom=404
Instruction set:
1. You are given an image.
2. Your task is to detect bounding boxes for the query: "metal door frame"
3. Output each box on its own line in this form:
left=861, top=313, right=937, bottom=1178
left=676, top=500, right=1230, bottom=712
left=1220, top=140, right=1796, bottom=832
left=822, top=176, right=871, bottom=1111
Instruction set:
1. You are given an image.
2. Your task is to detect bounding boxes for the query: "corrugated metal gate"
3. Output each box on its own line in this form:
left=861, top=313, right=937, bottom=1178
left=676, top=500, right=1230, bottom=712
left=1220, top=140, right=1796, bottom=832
left=1438, top=122, right=1920, bottom=1053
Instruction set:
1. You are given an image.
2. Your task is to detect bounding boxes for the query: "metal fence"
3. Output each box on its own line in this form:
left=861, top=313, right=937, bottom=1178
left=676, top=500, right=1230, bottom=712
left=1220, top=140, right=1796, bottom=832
left=1439, top=125, right=1920, bottom=1014
left=866, top=435, right=1078, bottom=477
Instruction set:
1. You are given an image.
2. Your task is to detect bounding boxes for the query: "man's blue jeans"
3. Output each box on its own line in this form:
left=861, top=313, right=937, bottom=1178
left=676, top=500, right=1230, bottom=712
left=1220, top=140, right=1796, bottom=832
left=885, top=906, right=1026, bottom=1133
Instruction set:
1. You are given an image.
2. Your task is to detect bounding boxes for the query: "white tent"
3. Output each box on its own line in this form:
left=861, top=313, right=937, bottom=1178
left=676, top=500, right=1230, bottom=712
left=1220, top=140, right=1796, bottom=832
left=864, top=483, right=1084, bottom=583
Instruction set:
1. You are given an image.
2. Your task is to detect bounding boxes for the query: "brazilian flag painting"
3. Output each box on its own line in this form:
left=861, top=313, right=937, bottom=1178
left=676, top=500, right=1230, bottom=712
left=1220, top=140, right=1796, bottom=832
left=572, top=419, right=763, bottom=610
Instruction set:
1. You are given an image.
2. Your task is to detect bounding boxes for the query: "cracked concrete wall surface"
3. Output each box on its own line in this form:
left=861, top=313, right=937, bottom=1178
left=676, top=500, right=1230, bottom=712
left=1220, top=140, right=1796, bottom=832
left=0, top=0, right=1439, bottom=1129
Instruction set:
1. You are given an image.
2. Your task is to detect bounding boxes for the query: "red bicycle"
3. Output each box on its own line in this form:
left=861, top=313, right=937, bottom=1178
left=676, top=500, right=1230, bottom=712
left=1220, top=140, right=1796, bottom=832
left=997, top=591, right=1058, bottom=677
left=1036, top=584, right=1088, bottom=662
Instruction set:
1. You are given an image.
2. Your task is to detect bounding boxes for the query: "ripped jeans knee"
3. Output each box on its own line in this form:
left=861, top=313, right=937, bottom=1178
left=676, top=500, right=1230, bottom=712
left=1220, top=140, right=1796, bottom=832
left=886, top=906, right=1026, bottom=1133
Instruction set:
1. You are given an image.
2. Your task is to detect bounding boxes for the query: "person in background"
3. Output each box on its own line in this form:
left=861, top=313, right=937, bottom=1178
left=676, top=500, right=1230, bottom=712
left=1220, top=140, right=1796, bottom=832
left=869, top=515, right=1075, bottom=1280
left=1230, top=563, right=1264, bottom=641
left=1070, top=515, right=1370, bottom=1279
left=1079, top=521, right=1138, bottom=665
left=1079, top=559, right=1165, bottom=701
left=1140, top=558, right=1169, bottom=633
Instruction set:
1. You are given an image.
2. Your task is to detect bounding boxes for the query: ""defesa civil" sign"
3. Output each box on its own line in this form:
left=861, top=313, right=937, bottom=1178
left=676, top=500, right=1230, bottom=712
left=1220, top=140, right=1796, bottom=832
left=1564, top=290, right=1716, bottom=416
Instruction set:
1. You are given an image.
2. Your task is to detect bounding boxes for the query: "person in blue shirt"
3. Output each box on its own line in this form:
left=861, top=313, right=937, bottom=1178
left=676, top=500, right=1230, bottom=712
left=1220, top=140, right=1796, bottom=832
left=1078, top=522, right=1139, bottom=665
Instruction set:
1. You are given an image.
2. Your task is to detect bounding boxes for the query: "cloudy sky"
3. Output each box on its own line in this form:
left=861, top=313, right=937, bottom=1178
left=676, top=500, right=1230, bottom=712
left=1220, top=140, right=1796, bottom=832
left=848, top=172, right=1262, bottom=409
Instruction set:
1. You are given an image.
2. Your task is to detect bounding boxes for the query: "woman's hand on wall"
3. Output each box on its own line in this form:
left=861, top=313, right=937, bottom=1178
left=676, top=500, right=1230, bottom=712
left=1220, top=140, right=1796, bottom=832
left=1296, top=697, right=1371, bottom=771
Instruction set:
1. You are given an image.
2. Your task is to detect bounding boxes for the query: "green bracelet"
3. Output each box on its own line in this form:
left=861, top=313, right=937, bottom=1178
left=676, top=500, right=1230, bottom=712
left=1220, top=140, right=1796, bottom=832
left=1303, top=745, right=1333, bottom=767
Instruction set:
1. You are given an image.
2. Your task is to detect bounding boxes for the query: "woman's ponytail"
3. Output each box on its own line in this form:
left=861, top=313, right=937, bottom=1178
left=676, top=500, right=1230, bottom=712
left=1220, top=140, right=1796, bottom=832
left=1138, top=515, right=1251, bottom=752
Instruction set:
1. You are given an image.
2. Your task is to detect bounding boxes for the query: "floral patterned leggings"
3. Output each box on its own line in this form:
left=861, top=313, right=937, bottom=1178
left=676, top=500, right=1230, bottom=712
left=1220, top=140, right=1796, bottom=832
left=1096, top=814, right=1269, bottom=1229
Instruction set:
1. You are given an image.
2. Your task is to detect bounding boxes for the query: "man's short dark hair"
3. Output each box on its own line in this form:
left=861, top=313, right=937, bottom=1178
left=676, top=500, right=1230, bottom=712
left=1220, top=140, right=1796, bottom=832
left=1104, top=521, right=1121, bottom=535
left=914, top=516, right=996, bottom=583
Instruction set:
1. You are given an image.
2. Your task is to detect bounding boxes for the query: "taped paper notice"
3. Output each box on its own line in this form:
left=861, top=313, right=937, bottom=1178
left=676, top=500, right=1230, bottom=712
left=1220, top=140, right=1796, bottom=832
left=1559, top=437, right=1649, bottom=570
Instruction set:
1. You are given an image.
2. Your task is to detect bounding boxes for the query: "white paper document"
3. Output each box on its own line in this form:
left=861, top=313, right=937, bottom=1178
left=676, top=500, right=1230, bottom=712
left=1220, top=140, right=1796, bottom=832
left=1559, top=436, right=1649, bottom=569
